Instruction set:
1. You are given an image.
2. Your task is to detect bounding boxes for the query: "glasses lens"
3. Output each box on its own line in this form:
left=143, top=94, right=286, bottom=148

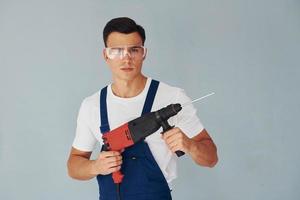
left=106, top=46, right=145, bottom=60
left=128, top=47, right=144, bottom=58
left=107, top=48, right=122, bottom=59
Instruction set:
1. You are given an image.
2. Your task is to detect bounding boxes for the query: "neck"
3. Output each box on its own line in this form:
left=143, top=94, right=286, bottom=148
left=111, top=75, right=147, bottom=98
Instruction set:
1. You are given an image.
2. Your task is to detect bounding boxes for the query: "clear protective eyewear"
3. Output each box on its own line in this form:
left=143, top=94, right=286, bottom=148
left=105, top=45, right=146, bottom=60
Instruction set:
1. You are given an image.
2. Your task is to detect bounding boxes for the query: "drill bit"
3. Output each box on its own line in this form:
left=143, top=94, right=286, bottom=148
left=182, top=92, right=215, bottom=108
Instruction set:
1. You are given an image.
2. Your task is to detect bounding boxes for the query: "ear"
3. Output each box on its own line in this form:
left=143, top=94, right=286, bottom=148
left=103, top=49, right=109, bottom=62
left=143, top=48, right=147, bottom=60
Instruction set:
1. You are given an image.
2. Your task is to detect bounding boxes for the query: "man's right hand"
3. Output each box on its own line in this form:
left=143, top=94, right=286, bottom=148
left=91, top=151, right=123, bottom=175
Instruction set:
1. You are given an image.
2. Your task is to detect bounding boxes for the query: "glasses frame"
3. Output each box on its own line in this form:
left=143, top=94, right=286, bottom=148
left=105, top=45, right=147, bottom=60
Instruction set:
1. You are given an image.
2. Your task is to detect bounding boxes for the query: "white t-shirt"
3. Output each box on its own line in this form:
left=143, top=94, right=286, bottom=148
left=72, top=77, right=204, bottom=185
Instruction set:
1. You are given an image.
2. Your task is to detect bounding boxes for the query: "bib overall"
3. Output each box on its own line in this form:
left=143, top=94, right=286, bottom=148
left=97, top=80, right=172, bottom=200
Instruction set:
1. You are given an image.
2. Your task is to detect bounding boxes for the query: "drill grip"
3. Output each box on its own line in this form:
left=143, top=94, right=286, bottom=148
left=161, top=121, right=185, bottom=157
left=112, top=170, right=124, bottom=184
left=101, top=145, right=124, bottom=183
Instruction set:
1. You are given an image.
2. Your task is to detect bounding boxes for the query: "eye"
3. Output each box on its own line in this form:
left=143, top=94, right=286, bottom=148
left=110, top=48, right=122, bottom=55
left=129, top=47, right=141, bottom=53
left=132, top=48, right=139, bottom=52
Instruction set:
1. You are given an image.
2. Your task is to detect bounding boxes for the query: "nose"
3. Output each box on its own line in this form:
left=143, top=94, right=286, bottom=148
left=122, top=49, right=132, bottom=60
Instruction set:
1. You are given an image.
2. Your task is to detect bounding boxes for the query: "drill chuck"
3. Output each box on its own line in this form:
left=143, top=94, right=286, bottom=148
left=156, top=103, right=182, bottom=121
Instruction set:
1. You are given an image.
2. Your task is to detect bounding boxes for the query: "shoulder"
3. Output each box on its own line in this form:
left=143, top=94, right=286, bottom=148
left=79, top=90, right=100, bottom=112
left=153, top=79, right=189, bottom=106
left=157, top=80, right=181, bottom=92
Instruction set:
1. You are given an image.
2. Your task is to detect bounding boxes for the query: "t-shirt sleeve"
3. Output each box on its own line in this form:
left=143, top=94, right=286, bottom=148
left=174, top=89, right=204, bottom=138
left=72, top=99, right=97, bottom=152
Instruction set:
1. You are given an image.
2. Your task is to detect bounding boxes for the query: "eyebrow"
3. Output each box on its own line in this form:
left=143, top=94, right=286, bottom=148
left=108, top=45, right=143, bottom=49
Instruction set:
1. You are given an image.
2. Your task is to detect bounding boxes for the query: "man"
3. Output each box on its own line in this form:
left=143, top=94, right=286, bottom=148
left=67, top=17, right=218, bottom=200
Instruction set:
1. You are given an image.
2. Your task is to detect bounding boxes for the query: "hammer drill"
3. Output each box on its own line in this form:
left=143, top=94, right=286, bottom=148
left=102, top=103, right=184, bottom=184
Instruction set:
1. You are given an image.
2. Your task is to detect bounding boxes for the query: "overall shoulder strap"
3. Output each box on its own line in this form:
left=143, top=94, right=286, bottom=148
left=141, top=79, right=160, bottom=115
left=99, top=86, right=110, bottom=133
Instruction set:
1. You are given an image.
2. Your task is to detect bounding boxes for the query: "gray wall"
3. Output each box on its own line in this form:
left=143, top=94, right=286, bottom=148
left=1, top=0, right=299, bottom=199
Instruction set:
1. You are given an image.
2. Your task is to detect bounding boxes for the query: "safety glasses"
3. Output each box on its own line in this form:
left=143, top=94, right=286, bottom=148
left=105, top=45, right=146, bottom=60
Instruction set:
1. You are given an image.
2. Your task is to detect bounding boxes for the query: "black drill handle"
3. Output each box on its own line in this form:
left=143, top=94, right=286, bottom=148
left=101, top=144, right=109, bottom=151
left=161, top=120, right=185, bottom=157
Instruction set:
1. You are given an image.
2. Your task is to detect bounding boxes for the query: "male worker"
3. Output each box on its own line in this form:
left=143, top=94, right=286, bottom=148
left=67, top=17, right=218, bottom=200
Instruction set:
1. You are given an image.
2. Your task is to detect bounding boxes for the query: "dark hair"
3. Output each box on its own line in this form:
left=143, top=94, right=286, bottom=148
left=103, top=17, right=146, bottom=47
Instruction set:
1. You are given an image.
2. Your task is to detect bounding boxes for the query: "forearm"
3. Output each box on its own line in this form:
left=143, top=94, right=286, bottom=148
left=67, top=155, right=96, bottom=180
left=187, top=139, right=218, bottom=167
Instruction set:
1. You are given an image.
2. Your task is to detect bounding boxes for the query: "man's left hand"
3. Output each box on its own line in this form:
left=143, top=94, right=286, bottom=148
left=161, top=127, right=191, bottom=154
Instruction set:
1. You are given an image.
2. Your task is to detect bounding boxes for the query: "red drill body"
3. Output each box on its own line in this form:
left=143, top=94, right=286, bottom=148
left=102, top=123, right=134, bottom=151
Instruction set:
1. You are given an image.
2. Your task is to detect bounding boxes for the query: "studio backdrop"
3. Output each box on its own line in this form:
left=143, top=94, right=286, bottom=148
left=1, top=0, right=299, bottom=199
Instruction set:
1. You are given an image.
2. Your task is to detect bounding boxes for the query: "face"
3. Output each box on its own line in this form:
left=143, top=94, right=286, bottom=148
left=103, top=32, right=146, bottom=82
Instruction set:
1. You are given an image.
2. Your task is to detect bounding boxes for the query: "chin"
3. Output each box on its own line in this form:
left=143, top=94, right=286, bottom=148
left=117, top=73, right=141, bottom=81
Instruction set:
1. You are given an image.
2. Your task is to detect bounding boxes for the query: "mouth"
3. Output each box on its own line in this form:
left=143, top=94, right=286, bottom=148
left=120, top=68, right=134, bottom=72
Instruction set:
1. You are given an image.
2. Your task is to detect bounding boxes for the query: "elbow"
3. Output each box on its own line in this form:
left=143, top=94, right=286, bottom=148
left=207, top=143, right=218, bottom=168
left=208, top=147, right=218, bottom=168
left=207, top=154, right=218, bottom=168
left=67, top=160, right=75, bottom=179
left=67, top=158, right=81, bottom=180
left=196, top=148, right=218, bottom=168
left=197, top=155, right=218, bottom=168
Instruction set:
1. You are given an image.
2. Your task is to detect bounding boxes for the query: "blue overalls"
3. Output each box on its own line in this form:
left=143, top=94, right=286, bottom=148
left=97, top=80, right=172, bottom=200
